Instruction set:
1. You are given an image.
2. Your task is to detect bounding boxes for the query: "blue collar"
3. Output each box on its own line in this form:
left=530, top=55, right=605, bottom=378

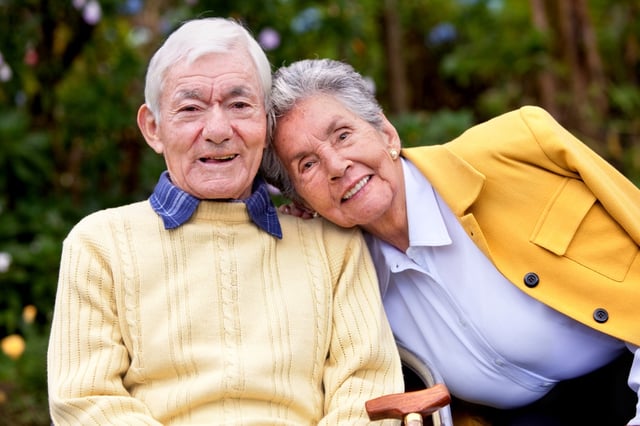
left=149, top=171, right=283, bottom=239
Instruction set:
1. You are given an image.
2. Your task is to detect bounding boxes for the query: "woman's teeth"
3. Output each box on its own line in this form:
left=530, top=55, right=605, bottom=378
left=342, top=176, right=370, bottom=200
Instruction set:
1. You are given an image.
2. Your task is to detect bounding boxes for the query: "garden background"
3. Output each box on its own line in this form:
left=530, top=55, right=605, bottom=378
left=1, top=0, right=639, bottom=424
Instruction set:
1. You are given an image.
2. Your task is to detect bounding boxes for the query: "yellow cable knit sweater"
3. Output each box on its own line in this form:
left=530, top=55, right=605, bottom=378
left=47, top=200, right=403, bottom=425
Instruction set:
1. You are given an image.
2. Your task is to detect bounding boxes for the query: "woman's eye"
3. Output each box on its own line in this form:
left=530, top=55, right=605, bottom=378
left=301, top=160, right=315, bottom=172
left=337, top=131, right=350, bottom=142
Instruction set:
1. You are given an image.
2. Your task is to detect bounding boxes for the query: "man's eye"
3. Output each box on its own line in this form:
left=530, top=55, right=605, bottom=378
left=231, top=101, right=250, bottom=109
left=178, top=105, right=199, bottom=112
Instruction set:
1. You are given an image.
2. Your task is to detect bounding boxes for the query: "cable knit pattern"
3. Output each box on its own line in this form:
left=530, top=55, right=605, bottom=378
left=48, top=200, right=403, bottom=425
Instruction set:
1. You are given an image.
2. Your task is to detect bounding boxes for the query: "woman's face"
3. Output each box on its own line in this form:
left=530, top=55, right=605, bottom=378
left=273, top=94, right=402, bottom=228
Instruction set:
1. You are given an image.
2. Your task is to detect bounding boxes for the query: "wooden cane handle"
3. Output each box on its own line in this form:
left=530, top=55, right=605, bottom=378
left=365, top=383, right=451, bottom=421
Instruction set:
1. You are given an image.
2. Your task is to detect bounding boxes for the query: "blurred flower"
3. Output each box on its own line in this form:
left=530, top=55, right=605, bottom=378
left=72, top=0, right=86, bottom=10
left=128, top=26, right=152, bottom=47
left=120, top=0, right=143, bottom=15
left=23, top=305, right=37, bottom=324
left=83, top=0, right=102, bottom=25
left=0, top=252, right=11, bottom=272
left=1, top=334, right=25, bottom=360
left=0, top=64, right=12, bottom=82
left=428, top=22, right=457, bottom=46
left=24, top=46, right=38, bottom=66
left=258, top=27, right=280, bottom=51
left=15, top=91, right=27, bottom=107
left=0, top=389, right=6, bottom=404
left=291, top=7, right=322, bottom=34
left=0, top=52, right=11, bottom=82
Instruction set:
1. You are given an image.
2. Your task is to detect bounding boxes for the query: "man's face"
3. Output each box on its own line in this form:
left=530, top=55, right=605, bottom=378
left=138, top=51, right=267, bottom=200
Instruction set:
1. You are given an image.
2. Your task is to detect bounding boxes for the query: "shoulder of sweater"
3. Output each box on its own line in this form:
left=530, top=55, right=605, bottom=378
left=67, top=200, right=153, bottom=237
left=278, top=213, right=364, bottom=242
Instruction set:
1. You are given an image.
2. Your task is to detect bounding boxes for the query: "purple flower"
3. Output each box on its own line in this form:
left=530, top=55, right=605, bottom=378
left=258, top=27, right=280, bottom=51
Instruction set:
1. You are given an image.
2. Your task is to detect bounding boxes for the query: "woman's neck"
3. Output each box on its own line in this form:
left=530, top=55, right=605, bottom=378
left=361, top=173, right=410, bottom=252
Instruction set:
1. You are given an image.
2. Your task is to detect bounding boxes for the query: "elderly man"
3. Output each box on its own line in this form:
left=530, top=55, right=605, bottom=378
left=47, top=19, right=402, bottom=425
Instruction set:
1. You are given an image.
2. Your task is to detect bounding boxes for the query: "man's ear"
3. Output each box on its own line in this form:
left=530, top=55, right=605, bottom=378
left=137, top=104, right=164, bottom=154
left=379, top=114, right=402, bottom=152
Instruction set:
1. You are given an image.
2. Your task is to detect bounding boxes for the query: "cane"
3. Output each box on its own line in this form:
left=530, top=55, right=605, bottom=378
left=366, top=383, right=451, bottom=426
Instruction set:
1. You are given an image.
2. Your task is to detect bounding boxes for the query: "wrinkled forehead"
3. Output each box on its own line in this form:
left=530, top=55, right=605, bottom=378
left=162, top=51, right=264, bottom=101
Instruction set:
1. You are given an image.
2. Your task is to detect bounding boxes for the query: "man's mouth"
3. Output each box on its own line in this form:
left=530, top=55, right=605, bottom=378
left=199, top=154, right=237, bottom=163
left=342, top=176, right=371, bottom=201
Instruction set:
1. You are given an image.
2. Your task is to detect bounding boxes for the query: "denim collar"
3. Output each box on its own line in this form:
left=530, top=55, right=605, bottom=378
left=149, top=171, right=282, bottom=239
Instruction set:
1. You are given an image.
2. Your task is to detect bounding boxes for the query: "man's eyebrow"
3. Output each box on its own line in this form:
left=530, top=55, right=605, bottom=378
left=173, top=85, right=258, bottom=102
left=226, top=85, right=259, bottom=99
left=175, top=89, right=203, bottom=101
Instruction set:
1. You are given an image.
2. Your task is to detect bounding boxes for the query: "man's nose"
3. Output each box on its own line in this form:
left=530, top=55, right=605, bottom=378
left=202, top=106, right=233, bottom=144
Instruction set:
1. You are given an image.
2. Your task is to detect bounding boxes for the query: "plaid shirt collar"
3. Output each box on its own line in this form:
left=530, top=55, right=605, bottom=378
left=149, top=171, right=282, bottom=239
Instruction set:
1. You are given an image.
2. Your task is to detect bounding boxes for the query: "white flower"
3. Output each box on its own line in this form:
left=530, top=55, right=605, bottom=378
left=0, top=252, right=11, bottom=273
left=83, top=0, right=102, bottom=25
left=0, top=63, right=12, bottom=82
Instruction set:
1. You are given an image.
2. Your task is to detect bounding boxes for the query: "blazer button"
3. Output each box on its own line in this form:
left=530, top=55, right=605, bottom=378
left=593, top=308, right=609, bottom=323
left=523, top=272, right=539, bottom=288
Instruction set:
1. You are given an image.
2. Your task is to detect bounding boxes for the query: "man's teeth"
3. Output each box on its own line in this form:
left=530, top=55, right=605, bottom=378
left=215, top=155, right=236, bottom=160
left=342, top=176, right=370, bottom=200
left=201, top=155, right=236, bottom=161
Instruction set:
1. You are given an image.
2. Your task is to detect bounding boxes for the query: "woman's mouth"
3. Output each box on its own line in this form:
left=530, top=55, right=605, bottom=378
left=342, top=176, right=371, bottom=201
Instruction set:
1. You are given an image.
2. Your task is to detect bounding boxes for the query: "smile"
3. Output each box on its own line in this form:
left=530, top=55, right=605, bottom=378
left=199, top=154, right=237, bottom=162
left=342, top=176, right=370, bottom=201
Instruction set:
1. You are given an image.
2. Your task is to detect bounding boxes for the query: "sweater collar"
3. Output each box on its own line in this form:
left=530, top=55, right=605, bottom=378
left=149, top=171, right=282, bottom=239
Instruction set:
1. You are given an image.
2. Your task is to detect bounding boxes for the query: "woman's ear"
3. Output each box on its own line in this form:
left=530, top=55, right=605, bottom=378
left=379, top=114, right=402, bottom=152
left=137, top=104, right=164, bottom=154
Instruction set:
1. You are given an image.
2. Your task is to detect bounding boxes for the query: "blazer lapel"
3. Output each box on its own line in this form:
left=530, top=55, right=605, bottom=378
left=402, top=145, right=485, bottom=216
left=402, top=145, right=495, bottom=261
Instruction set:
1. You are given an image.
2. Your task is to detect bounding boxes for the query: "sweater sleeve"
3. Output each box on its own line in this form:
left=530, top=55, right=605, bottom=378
left=319, top=227, right=404, bottom=425
left=47, top=213, right=162, bottom=425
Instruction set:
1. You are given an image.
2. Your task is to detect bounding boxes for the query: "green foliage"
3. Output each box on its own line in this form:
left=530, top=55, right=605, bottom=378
left=0, top=325, right=50, bottom=426
left=391, top=109, right=475, bottom=148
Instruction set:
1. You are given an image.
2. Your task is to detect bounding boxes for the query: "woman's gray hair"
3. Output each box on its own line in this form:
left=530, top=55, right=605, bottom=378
left=262, top=58, right=383, bottom=202
left=143, top=17, right=271, bottom=122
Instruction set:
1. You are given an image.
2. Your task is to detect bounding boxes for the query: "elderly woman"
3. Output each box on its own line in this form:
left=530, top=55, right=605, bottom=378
left=262, top=58, right=640, bottom=425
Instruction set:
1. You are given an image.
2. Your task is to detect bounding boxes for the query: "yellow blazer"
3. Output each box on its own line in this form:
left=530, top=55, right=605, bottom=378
left=403, top=106, right=640, bottom=346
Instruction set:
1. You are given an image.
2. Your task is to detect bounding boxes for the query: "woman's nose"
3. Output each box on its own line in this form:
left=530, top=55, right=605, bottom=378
left=327, top=154, right=352, bottom=181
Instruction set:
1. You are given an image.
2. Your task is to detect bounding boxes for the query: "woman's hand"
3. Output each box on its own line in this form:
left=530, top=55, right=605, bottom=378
left=279, top=201, right=318, bottom=220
